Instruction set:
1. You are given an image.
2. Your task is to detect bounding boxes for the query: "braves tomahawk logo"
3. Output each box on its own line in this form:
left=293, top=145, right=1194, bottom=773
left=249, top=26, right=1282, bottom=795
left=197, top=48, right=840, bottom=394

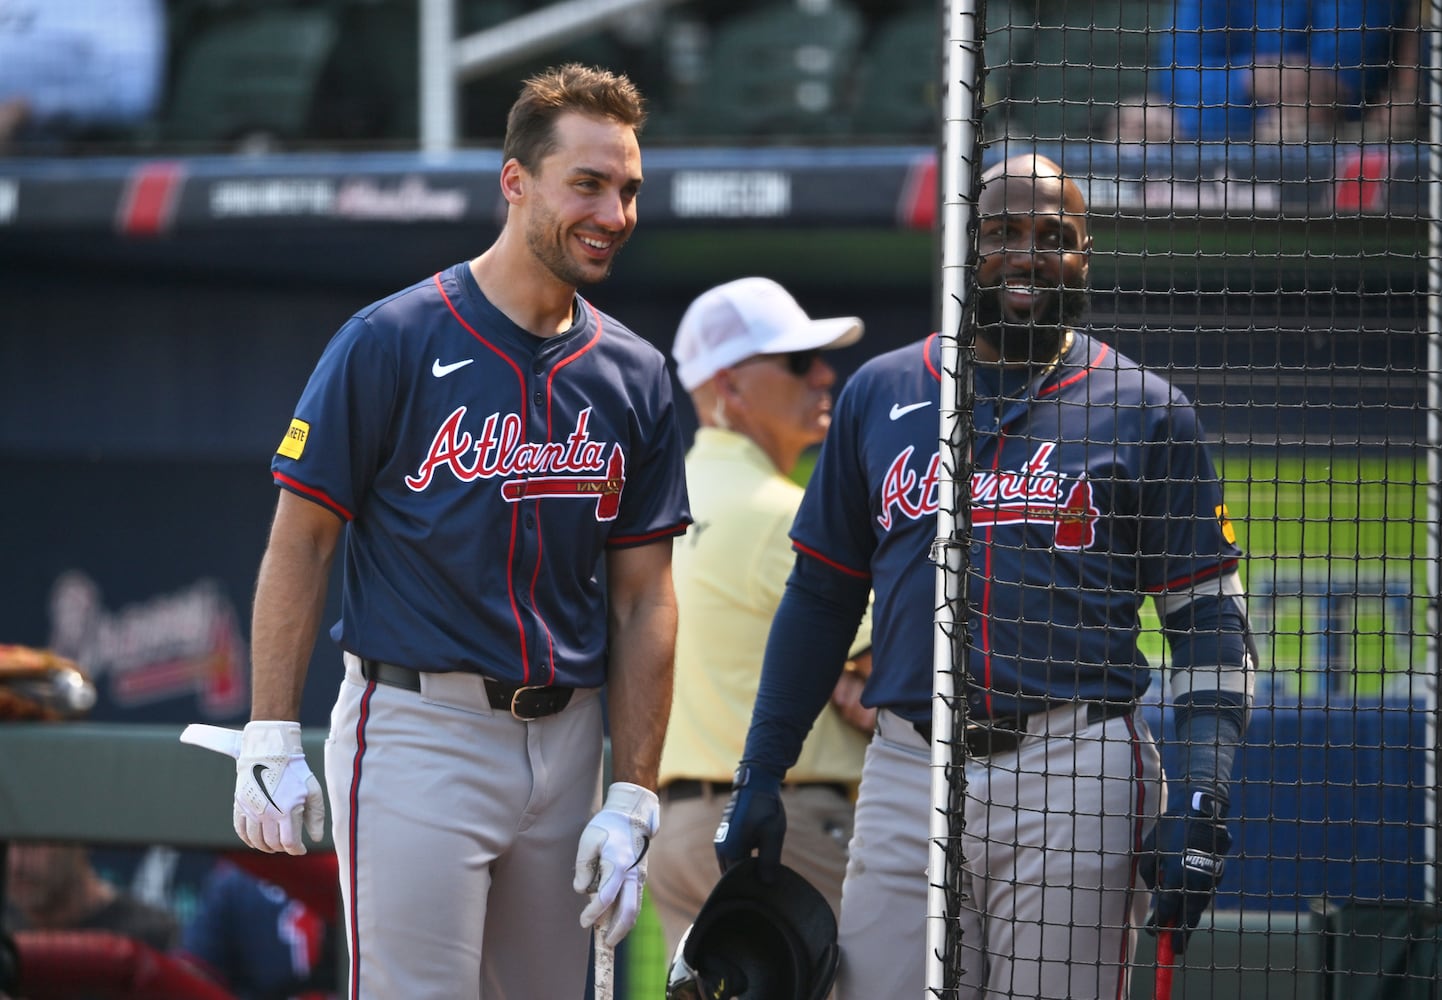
left=406, top=406, right=625, bottom=520
left=877, top=442, right=1097, bottom=549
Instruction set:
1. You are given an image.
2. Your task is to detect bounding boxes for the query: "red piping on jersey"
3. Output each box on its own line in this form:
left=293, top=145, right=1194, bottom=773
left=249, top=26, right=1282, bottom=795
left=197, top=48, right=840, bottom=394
left=972, top=340, right=1102, bottom=716
left=923, top=332, right=942, bottom=381
left=977, top=437, right=1005, bottom=718
left=434, top=272, right=537, bottom=682
left=545, top=301, right=604, bottom=440
left=1038, top=339, right=1108, bottom=397
left=529, top=507, right=556, bottom=684
left=793, top=540, right=871, bottom=580
left=1116, top=710, right=1149, bottom=1000
left=1152, top=559, right=1237, bottom=594
left=609, top=521, right=690, bottom=547
left=526, top=300, right=606, bottom=684
left=346, top=678, right=377, bottom=999
left=274, top=473, right=354, bottom=521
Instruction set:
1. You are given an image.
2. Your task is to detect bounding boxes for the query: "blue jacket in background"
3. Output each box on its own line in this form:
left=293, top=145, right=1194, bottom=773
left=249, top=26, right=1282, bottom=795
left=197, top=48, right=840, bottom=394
left=1158, top=0, right=1408, bottom=140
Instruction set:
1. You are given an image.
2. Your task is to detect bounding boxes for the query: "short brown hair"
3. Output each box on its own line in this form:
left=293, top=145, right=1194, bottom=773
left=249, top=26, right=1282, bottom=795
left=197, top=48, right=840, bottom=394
left=503, top=63, right=647, bottom=170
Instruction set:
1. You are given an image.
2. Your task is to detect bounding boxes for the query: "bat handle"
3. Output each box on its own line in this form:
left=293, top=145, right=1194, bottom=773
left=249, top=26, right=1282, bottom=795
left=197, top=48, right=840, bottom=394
left=593, top=925, right=615, bottom=1000
left=1155, top=926, right=1176, bottom=1000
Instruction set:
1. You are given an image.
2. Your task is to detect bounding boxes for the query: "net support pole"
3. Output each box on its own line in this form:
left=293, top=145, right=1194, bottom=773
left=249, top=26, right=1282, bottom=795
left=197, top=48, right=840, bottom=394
left=1425, top=0, right=1442, bottom=908
left=927, top=0, right=986, bottom=995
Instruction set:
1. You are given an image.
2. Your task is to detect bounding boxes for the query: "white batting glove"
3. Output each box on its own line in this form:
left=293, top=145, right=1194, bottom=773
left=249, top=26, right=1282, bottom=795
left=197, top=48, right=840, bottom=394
left=180, top=721, right=326, bottom=856
left=573, top=781, right=659, bottom=947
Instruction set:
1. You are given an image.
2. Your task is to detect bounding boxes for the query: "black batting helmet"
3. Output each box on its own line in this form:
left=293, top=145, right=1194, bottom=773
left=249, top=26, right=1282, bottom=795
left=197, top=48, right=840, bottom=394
left=664, top=858, right=840, bottom=1000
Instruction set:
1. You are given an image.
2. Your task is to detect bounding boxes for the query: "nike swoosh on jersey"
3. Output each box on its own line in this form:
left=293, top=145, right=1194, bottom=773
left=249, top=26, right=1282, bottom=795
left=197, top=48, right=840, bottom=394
left=432, top=358, right=475, bottom=377
left=889, top=401, right=933, bottom=420
left=252, top=763, right=282, bottom=811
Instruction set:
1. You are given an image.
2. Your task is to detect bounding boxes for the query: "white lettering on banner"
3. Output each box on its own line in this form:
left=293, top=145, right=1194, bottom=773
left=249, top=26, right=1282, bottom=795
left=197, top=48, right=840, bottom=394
left=0, top=179, right=17, bottom=224
left=670, top=171, right=791, bottom=219
left=46, top=571, right=248, bottom=714
left=209, top=179, right=335, bottom=218
left=1086, top=177, right=1283, bottom=216
left=334, top=176, right=469, bottom=221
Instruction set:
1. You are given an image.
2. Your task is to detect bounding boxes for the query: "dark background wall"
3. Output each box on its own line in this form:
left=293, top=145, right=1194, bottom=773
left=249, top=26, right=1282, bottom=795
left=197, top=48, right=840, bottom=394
left=0, top=201, right=1421, bottom=726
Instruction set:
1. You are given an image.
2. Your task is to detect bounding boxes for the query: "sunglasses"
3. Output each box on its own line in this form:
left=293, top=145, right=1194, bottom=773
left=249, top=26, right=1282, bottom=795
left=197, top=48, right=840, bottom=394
left=737, top=349, right=822, bottom=377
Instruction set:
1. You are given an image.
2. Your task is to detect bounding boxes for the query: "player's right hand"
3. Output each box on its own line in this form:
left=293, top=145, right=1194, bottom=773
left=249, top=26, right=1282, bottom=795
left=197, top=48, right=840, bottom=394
left=712, top=763, right=785, bottom=880
left=181, top=721, right=326, bottom=856
left=1139, top=788, right=1231, bottom=954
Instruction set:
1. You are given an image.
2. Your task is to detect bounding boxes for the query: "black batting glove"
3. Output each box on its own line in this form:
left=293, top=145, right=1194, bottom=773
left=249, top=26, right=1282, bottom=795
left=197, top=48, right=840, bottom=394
left=712, top=763, right=785, bottom=881
left=1139, top=788, right=1231, bottom=954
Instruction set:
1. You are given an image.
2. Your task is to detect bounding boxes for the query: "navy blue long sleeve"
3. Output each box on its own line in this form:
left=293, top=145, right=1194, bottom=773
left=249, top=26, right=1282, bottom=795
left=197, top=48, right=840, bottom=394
left=741, top=552, right=872, bottom=776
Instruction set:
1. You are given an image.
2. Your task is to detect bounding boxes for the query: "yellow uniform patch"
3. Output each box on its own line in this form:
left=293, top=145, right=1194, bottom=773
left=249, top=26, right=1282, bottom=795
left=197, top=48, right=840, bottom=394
left=1215, top=503, right=1236, bottom=544
left=278, top=418, right=310, bottom=460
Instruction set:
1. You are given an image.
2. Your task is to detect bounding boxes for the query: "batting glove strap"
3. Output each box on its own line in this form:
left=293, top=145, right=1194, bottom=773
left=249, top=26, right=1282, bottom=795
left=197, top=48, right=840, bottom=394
left=574, top=782, right=659, bottom=947
left=712, top=763, right=785, bottom=878
left=1140, top=799, right=1232, bottom=954
left=180, top=721, right=325, bottom=857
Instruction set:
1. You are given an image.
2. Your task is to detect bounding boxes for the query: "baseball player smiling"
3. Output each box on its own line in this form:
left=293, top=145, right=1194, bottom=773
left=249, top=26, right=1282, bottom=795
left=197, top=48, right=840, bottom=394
left=715, top=154, right=1254, bottom=998
left=183, top=65, right=691, bottom=999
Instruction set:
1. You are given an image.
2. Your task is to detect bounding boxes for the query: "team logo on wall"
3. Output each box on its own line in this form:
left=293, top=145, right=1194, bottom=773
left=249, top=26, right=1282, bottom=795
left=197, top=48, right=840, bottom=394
left=45, top=571, right=247, bottom=715
left=406, top=406, right=625, bottom=520
left=878, top=442, right=1097, bottom=549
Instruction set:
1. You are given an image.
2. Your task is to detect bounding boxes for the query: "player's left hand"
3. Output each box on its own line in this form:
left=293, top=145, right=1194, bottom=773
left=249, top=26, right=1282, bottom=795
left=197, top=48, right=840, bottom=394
left=181, top=721, right=326, bottom=856
left=574, top=781, right=659, bottom=947
left=1139, top=788, right=1231, bottom=954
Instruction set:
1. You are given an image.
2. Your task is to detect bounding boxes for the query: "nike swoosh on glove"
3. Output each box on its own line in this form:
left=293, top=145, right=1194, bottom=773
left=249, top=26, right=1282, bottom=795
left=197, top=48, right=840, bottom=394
left=181, top=721, right=326, bottom=856
left=1139, top=788, right=1231, bottom=954
left=712, top=763, right=785, bottom=879
left=574, top=782, right=659, bottom=947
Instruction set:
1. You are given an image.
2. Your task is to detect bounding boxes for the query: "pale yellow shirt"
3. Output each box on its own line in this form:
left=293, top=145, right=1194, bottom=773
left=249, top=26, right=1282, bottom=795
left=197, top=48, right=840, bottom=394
left=659, top=428, right=871, bottom=786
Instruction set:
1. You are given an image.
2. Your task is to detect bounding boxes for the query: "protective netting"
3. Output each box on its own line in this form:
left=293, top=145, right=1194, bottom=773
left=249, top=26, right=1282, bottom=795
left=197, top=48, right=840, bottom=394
left=934, top=0, right=1440, bottom=996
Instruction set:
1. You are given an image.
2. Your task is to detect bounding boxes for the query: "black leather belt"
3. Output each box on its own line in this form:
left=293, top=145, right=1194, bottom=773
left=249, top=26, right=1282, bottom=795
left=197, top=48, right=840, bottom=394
left=911, top=701, right=1133, bottom=758
left=360, top=659, right=574, bottom=722
left=661, top=779, right=850, bottom=802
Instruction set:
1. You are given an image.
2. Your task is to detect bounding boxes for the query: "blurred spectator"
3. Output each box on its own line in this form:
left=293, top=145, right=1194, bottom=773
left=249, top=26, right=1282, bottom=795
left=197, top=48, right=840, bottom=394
left=179, top=860, right=335, bottom=1000
left=1153, top=0, right=1415, bottom=142
left=0, top=0, right=166, bottom=153
left=3, top=841, right=177, bottom=951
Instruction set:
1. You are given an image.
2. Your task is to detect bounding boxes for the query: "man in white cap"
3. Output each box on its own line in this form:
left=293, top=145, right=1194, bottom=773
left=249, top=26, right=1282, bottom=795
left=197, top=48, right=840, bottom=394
left=648, top=276, right=875, bottom=958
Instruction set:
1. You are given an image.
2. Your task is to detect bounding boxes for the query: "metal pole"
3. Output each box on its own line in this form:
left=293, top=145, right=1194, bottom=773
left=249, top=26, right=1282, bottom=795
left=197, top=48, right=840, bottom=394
left=1424, top=0, right=1441, bottom=907
left=419, top=0, right=458, bottom=154
left=928, top=0, right=985, bottom=993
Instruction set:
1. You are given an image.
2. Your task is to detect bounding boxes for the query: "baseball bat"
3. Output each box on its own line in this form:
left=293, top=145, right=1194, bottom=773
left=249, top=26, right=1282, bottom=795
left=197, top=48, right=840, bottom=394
left=1155, top=928, right=1176, bottom=1000
left=593, top=926, right=614, bottom=1000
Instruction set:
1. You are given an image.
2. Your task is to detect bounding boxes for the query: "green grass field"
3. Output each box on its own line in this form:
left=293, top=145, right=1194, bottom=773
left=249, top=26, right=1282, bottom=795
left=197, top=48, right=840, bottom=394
left=1147, top=450, right=1431, bottom=699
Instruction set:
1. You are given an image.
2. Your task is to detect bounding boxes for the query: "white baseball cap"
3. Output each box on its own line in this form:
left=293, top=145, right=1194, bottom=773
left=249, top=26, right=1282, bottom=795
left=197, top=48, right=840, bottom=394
left=672, top=277, right=865, bottom=390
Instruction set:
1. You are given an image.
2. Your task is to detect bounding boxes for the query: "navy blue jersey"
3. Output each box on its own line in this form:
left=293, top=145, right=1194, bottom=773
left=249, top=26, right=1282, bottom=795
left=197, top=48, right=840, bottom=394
left=272, top=262, right=691, bottom=687
left=792, top=332, right=1241, bottom=719
left=181, top=862, right=330, bottom=1000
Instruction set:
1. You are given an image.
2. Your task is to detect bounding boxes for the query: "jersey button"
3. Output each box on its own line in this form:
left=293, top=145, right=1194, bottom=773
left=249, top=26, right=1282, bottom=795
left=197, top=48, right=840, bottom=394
left=525, top=514, right=535, bottom=529
left=533, top=391, right=543, bottom=405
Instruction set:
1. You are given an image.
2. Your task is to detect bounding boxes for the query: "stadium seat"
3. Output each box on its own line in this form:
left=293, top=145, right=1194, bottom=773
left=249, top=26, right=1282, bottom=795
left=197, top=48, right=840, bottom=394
left=309, top=0, right=424, bottom=144
left=674, top=0, right=866, bottom=140
left=849, top=8, right=938, bottom=139
left=850, top=4, right=1021, bottom=141
left=162, top=6, right=340, bottom=148
left=985, top=0, right=1165, bottom=143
